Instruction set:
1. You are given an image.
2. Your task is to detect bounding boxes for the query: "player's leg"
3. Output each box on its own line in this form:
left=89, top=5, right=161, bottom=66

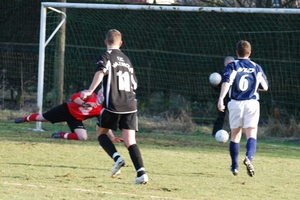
left=50, top=117, right=84, bottom=140
left=68, top=120, right=88, bottom=140
left=229, top=127, right=242, bottom=175
left=242, top=100, right=260, bottom=177
left=228, top=100, right=244, bottom=176
left=52, top=119, right=87, bottom=140
left=243, top=127, right=256, bottom=177
left=14, top=113, right=46, bottom=123
left=212, top=109, right=227, bottom=137
left=244, top=100, right=260, bottom=160
left=47, top=104, right=84, bottom=139
left=15, top=104, right=69, bottom=124
left=244, top=127, right=257, bottom=160
left=97, top=110, right=124, bottom=177
left=97, top=127, right=118, bottom=157
left=73, top=128, right=88, bottom=140
left=120, top=113, right=148, bottom=184
left=51, top=130, right=81, bottom=140
left=43, top=103, right=71, bottom=124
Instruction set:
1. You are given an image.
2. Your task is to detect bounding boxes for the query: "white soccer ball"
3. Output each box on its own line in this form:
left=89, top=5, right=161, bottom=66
left=209, top=72, right=222, bottom=85
left=215, top=130, right=229, bottom=143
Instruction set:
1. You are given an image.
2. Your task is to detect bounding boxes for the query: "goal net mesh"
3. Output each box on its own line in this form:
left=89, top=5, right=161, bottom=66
left=42, top=6, right=300, bottom=122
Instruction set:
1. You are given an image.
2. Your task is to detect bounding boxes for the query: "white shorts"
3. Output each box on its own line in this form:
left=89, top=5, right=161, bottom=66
left=228, top=99, right=260, bottom=129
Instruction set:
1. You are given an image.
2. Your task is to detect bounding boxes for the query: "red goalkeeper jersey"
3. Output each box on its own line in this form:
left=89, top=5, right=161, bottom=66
left=67, top=92, right=102, bottom=121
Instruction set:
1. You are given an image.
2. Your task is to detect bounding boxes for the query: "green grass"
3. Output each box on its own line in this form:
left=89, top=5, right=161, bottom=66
left=0, top=121, right=300, bottom=200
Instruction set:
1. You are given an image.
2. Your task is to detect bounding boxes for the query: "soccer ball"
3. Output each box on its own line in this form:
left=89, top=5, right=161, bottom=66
left=209, top=72, right=222, bottom=85
left=215, top=130, right=229, bottom=143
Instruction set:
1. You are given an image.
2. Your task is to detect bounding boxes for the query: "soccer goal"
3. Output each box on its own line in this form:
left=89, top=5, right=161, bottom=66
left=36, top=2, right=300, bottom=130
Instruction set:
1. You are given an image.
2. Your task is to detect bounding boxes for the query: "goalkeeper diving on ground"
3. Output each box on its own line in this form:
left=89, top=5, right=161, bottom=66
left=14, top=90, right=122, bottom=142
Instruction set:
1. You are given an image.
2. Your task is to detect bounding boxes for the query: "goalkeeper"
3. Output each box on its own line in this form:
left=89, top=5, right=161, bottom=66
left=14, top=90, right=122, bottom=142
left=211, top=56, right=235, bottom=137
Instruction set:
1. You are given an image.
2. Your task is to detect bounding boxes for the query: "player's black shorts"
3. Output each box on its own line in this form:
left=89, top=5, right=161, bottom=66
left=42, top=103, right=85, bottom=132
left=97, top=109, right=138, bottom=131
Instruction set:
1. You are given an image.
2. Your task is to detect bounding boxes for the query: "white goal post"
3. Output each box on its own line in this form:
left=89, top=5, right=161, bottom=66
left=36, top=2, right=300, bottom=130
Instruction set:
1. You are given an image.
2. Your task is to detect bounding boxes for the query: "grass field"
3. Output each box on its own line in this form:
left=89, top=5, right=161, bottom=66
left=0, top=121, right=300, bottom=200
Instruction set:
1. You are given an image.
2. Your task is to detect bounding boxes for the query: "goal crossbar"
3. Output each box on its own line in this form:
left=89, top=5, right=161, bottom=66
left=42, top=2, right=300, bottom=14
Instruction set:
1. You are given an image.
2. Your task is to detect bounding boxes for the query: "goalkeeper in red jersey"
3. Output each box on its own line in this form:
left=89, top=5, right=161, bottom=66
left=14, top=90, right=122, bottom=142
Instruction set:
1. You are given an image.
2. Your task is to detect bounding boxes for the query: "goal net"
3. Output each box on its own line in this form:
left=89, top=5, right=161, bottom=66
left=37, top=3, right=300, bottom=129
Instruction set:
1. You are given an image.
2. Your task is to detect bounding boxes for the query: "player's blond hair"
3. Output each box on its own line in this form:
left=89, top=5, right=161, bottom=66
left=106, top=29, right=122, bottom=46
left=236, top=40, right=251, bottom=57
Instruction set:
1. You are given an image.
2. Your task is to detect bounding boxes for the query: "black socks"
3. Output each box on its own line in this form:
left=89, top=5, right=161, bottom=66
left=128, top=144, right=145, bottom=177
left=98, top=134, right=118, bottom=158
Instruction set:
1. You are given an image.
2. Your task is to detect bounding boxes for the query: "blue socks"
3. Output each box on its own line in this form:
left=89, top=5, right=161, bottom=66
left=229, top=141, right=240, bottom=170
left=246, top=138, right=257, bottom=161
left=229, top=138, right=257, bottom=170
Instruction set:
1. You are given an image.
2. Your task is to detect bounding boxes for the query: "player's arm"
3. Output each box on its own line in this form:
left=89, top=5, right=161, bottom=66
left=107, top=130, right=123, bottom=142
left=217, top=65, right=232, bottom=112
left=258, top=85, right=268, bottom=91
left=218, top=82, right=230, bottom=112
left=88, top=70, right=104, bottom=92
left=129, top=63, right=138, bottom=90
left=72, top=92, right=92, bottom=107
left=71, top=92, right=83, bottom=104
left=131, top=73, right=138, bottom=90
left=81, top=70, right=104, bottom=99
left=257, top=69, right=268, bottom=91
left=81, top=53, right=108, bottom=98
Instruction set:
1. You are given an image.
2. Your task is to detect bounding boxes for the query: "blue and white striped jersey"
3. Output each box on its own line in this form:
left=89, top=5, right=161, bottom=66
left=222, top=58, right=268, bottom=100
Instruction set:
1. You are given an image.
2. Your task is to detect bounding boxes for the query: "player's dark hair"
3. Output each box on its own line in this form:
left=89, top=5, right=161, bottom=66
left=106, top=29, right=122, bottom=45
left=236, top=40, right=251, bottom=57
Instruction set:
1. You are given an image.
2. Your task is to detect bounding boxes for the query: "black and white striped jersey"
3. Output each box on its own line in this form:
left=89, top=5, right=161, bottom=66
left=95, top=49, right=138, bottom=114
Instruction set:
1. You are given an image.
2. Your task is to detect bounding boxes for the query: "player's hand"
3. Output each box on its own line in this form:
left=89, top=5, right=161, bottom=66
left=80, top=90, right=92, bottom=99
left=111, top=137, right=123, bottom=143
left=82, top=102, right=92, bottom=107
left=85, top=102, right=98, bottom=108
left=217, top=98, right=225, bottom=112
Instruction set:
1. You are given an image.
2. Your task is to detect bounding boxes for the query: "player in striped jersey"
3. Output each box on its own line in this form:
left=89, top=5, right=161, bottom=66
left=218, top=40, right=268, bottom=177
left=81, top=29, right=148, bottom=184
left=14, top=91, right=121, bottom=142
